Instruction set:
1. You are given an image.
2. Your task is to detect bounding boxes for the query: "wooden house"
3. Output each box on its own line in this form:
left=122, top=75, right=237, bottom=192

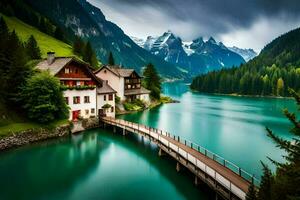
left=94, top=66, right=150, bottom=102
left=36, top=52, right=116, bottom=120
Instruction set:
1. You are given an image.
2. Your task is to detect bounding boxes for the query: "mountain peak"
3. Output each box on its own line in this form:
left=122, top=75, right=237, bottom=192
left=162, top=30, right=176, bottom=38
left=193, top=37, right=204, bottom=44
left=207, top=37, right=217, bottom=44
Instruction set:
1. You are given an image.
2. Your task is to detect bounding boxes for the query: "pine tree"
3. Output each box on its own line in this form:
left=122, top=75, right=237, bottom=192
left=0, top=17, right=9, bottom=50
left=255, top=89, right=300, bottom=200
left=108, top=51, right=115, bottom=65
left=276, top=78, right=284, bottom=96
left=257, top=162, right=273, bottom=200
left=246, top=183, right=257, bottom=200
left=72, top=37, right=85, bottom=56
left=5, top=30, right=31, bottom=102
left=38, top=17, right=47, bottom=33
left=83, top=41, right=98, bottom=68
left=0, top=17, right=10, bottom=98
left=54, top=26, right=64, bottom=41
left=25, top=35, right=41, bottom=60
left=143, top=63, right=161, bottom=100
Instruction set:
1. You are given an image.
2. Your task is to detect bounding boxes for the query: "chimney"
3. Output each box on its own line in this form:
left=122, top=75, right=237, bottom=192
left=47, top=52, right=55, bottom=65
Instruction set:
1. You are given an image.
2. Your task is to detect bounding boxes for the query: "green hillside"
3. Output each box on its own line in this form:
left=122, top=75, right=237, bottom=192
left=1, top=13, right=73, bottom=57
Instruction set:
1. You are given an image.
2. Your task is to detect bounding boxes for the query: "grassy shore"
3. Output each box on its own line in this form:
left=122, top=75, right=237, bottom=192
left=190, top=89, right=294, bottom=99
left=0, top=119, right=69, bottom=138
left=116, top=96, right=179, bottom=115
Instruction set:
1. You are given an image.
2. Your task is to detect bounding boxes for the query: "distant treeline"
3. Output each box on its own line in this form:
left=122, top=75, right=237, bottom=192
left=190, top=64, right=300, bottom=96
left=191, top=27, right=300, bottom=97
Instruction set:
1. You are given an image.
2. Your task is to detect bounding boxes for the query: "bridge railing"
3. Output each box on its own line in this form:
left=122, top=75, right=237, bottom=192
left=103, top=117, right=260, bottom=187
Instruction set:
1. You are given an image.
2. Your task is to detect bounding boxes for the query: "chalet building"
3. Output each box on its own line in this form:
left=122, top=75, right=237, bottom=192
left=97, top=81, right=116, bottom=118
left=94, top=66, right=150, bottom=102
left=36, top=52, right=116, bottom=121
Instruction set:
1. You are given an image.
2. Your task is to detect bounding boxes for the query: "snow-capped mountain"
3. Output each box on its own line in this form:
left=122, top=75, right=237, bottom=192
left=131, top=32, right=245, bottom=75
left=130, top=36, right=146, bottom=48
left=228, top=46, right=257, bottom=61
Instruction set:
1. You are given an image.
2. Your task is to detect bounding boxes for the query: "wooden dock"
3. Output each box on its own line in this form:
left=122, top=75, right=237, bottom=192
left=101, top=117, right=259, bottom=200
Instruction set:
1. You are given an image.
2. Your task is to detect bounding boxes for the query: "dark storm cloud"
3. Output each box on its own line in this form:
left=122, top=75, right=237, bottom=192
left=100, top=0, right=300, bottom=32
left=88, top=0, right=300, bottom=50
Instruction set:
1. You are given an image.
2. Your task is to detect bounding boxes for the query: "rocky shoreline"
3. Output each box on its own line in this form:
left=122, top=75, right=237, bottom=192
left=0, top=125, right=71, bottom=151
left=0, top=117, right=102, bottom=151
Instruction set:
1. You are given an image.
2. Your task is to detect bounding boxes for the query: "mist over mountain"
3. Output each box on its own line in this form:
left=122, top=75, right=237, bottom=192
left=228, top=47, right=257, bottom=61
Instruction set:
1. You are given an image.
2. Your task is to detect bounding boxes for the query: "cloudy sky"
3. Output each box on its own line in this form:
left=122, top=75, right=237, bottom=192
left=88, top=0, right=300, bottom=52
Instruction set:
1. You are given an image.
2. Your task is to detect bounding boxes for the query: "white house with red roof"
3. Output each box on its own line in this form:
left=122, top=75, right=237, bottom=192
left=36, top=52, right=116, bottom=120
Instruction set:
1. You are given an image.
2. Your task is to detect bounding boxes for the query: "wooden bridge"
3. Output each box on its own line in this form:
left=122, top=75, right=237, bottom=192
left=101, top=117, right=259, bottom=200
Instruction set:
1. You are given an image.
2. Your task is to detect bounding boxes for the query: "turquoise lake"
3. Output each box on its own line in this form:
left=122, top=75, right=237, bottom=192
left=0, top=82, right=297, bottom=200
left=119, top=82, right=297, bottom=178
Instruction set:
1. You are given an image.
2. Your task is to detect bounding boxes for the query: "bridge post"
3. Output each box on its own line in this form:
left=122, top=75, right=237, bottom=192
left=158, top=148, right=165, bottom=157
left=215, top=193, right=218, bottom=200
left=123, top=127, right=126, bottom=136
left=194, top=176, right=198, bottom=186
left=113, top=126, right=116, bottom=133
left=176, top=162, right=181, bottom=172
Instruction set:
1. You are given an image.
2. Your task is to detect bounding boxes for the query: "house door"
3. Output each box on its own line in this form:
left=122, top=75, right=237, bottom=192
left=72, top=110, right=80, bottom=121
left=99, top=109, right=105, bottom=117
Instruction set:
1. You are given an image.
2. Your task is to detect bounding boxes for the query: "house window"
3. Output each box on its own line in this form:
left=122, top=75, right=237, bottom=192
left=75, top=69, right=79, bottom=74
left=73, top=96, right=80, bottom=104
left=76, top=81, right=81, bottom=86
left=65, top=97, right=69, bottom=105
left=91, top=108, right=95, bottom=114
left=84, top=96, right=90, bottom=103
left=127, top=85, right=131, bottom=89
left=111, top=107, right=114, bottom=113
left=85, top=109, right=89, bottom=115
left=109, top=94, right=113, bottom=101
left=65, top=68, right=70, bottom=74
left=104, top=70, right=107, bottom=73
left=104, top=95, right=106, bottom=101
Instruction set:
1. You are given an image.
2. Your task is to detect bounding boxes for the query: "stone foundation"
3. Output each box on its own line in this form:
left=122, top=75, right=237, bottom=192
left=0, top=125, right=70, bottom=151
left=82, top=117, right=99, bottom=129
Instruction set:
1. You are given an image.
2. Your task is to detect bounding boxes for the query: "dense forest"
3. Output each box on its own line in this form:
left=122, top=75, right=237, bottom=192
left=191, top=27, right=300, bottom=96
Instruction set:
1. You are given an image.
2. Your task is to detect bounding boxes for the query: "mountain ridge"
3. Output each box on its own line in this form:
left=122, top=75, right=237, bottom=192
left=131, top=32, right=245, bottom=76
left=228, top=46, right=257, bottom=61
left=190, top=26, right=300, bottom=96
left=23, top=0, right=186, bottom=79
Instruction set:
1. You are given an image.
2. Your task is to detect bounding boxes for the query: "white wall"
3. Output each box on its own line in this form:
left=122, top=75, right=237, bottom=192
left=95, top=69, right=125, bottom=100
left=64, top=89, right=97, bottom=120
left=140, top=94, right=150, bottom=103
left=97, top=93, right=115, bottom=118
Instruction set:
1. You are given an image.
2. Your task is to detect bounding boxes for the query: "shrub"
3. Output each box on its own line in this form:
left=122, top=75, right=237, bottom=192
left=115, top=95, right=121, bottom=104
left=22, top=71, right=69, bottom=123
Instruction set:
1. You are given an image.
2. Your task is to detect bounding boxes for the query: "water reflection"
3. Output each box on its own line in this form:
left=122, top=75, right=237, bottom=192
left=119, top=82, right=297, bottom=178
left=0, top=129, right=211, bottom=200
left=0, top=134, right=104, bottom=200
